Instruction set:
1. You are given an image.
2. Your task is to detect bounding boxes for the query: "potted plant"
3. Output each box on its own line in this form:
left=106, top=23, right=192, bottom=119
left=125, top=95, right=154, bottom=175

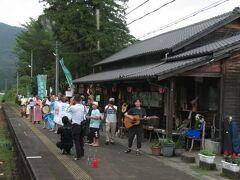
left=222, top=151, right=240, bottom=173
left=150, top=141, right=161, bottom=156
left=162, top=139, right=174, bottom=157
left=199, top=149, right=216, bottom=164
left=174, top=134, right=185, bottom=156
left=174, top=142, right=185, bottom=156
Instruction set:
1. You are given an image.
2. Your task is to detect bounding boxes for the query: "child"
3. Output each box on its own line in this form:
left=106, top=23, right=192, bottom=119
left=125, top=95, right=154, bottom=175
left=88, top=102, right=101, bottom=147
left=29, top=98, right=35, bottom=122
left=26, top=102, right=30, bottom=119
left=56, top=116, right=73, bottom=154
left=20, top=105, right=27, bottom=118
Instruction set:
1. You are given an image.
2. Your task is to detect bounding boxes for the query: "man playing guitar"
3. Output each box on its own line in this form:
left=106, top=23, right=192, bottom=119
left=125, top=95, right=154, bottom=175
left=124, top=99, right=148, bottom=156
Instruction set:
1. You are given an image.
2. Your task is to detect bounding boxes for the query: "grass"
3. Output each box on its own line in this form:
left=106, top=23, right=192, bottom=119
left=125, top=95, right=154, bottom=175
left=0, top=95, right=4, bottom=102
left=0, top=112, right=16, bottom=179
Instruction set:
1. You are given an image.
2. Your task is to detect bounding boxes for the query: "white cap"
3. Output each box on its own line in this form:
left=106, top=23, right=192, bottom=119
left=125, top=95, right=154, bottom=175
left=92, top=101, right=99, bottom=106
left=109, top=97, right=115, bottom=102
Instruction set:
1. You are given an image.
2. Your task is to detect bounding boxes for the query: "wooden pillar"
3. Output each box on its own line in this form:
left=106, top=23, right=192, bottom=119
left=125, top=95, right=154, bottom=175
left=219, top=76, right=224, bottom=141
left=219, top=61, right=226, bottom=147
left=166, top=78, right=175, bottom=138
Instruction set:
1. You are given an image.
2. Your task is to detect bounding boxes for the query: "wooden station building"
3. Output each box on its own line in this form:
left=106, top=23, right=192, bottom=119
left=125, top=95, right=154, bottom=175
left=73, top=8, right=240, bottom=146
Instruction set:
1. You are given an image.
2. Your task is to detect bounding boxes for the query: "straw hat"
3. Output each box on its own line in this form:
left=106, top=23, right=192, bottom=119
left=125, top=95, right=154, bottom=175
left=88, top=95, right=94, bottom=100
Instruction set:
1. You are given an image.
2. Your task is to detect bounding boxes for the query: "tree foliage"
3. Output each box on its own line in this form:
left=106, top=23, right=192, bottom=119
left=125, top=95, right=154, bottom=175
left=41, top=0, right=135, bottom=77
left=15, top=19, right=56, bottom=95
left=15, top=0, right=135, bottom=95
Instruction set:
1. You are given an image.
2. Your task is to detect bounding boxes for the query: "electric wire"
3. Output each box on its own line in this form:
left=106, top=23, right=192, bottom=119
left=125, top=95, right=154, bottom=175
left=137, top=0, right=231, bottom=39
left=126, top=0, right=151, bottom=15
left=61, top=0, right=232, bottom=55
left=127, top=0, right=176, bottom=25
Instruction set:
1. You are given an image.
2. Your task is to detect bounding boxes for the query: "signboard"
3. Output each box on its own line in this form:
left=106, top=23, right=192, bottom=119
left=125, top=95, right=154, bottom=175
left=37, top=75, right=47, bottom=98
left=96, top=95, right=101, bottom=102
left=65, top=90, right=73, bottom=97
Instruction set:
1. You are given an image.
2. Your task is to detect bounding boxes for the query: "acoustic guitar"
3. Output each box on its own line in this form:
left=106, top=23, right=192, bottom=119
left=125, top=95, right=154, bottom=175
left=124, top=115, right=158, bottom=129
left=121, top=103, right=129, bottom=113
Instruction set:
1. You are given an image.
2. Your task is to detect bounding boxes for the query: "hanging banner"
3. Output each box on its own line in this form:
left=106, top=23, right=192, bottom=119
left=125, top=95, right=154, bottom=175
left=37, top=74, right=47, bottom=98
left=59, top=58, right=73, bottom=88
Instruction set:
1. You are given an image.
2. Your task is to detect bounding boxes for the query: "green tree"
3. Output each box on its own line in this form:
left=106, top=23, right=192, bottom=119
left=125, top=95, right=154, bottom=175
left=14, top=1, right=135, bottom=96
left=15, top=19, right=56, bottom=95
left=41, top=0, right=135, bottom=78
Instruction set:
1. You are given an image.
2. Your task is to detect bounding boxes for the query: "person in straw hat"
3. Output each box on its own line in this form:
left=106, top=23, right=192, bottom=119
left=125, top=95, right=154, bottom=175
left=104, top=97, right=117, bottom=145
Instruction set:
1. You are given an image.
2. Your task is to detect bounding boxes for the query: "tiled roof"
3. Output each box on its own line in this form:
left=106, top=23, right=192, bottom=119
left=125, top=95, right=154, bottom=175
left=124, top=57, right=206, bottom=79
left=73, top=36, right=240, bottom=84
left=73, top=57, right=207, bottom=83
left=73, top=64, right=157, bottom=83
left=168, top=34, right=240, bottom=60
left=94, top=8, right=240, bottom=66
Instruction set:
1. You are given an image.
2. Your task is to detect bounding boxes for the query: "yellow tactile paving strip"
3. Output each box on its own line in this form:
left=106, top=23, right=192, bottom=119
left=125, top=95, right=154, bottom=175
left=11, top=107, right=92, bottom=180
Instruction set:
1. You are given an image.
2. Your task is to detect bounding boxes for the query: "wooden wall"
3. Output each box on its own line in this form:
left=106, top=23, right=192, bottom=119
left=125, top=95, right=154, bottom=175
left=223, top=54, right=240, bottom=125
left=180, top=18, right=240, bottom=53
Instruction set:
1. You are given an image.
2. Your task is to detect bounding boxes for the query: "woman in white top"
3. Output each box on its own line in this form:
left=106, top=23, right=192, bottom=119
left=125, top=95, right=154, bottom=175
left=53, top=95, right=63, bottom=133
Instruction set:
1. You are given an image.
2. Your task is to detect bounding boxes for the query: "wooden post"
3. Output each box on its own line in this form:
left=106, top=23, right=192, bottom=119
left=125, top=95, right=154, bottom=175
left=219, top=61, right=226, bottom=147
left=166, top=78, right=175, bottom=138
left=219, top=76, right=224, bottom=141
left=55, top=40, right=59, bottom=95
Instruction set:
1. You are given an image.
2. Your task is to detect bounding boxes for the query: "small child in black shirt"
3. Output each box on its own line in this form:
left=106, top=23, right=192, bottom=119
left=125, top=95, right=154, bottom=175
left=56, top=116, right=73, bottom=154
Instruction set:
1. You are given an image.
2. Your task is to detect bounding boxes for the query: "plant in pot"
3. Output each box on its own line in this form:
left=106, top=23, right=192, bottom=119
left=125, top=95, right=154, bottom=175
left=174, top=134, right=185, bottom=156
left=174, top=141, right=185, bottom=156
left=222, top=151, right=240, bottom=173
left=150, top=141, right=161, bottom=156
left=162, top=139, right=174, bottom=157
left=199, top=149, right=216, bottom=164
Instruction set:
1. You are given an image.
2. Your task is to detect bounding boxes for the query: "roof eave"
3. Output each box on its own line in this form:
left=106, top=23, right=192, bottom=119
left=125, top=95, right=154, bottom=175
left=166, top=52, right=211, bottom=62
left=172, top=12, right=240, bottom=53
left=158, top=52, right=233, bottom=81
left=93, top=49, right=169, bottom=67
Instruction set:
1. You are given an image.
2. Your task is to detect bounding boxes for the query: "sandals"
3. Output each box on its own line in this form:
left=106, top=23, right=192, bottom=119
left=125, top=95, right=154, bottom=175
left=124, top=149, right=131, bottom=153
left=89, top=143, right=100, bottom=147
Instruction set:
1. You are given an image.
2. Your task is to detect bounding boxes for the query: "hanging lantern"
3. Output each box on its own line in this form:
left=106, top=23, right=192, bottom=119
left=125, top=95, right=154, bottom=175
left=159, top=87, right=166, bottom=94
left=112, top=87, right=117, bottom=92
left=127, top=86, right=133, bottom=93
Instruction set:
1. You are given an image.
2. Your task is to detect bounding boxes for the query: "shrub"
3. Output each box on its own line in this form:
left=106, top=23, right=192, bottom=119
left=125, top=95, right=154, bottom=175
left=150, top=141, right=161, bottom=148
left=163, top=138, right=174, bottom=145
left=199, top=149, right=215, bottom=156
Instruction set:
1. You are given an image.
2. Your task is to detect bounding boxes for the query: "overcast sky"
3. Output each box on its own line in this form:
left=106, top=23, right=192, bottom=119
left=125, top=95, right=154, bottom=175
left=0, top=0, right=239, bottom=40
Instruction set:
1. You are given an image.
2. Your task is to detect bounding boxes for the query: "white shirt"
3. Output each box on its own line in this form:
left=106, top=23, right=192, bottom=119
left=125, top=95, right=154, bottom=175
left=54, top=101, right=61, bottom=115
left=105, top=105, right=117, bottom=123
left=29, top=101, right=35, bottom=107
left=60, top=102, right=68, bottom=118
left=20, top=98, right=27, bottom=106
left=53, top=101, right=63, bottom=125
left=68, top=103, right=85, bottom=125
left=65, top=103, right=72, bottom=120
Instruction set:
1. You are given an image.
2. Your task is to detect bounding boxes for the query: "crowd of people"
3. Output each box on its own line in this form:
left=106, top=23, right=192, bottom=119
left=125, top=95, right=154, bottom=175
left=18, top=94, right=147, bottom=160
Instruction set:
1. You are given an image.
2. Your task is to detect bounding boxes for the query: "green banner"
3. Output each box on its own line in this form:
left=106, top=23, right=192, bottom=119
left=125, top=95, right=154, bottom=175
left=37, top=74, right=47, bottom=98
left=59, top=58, right=73, bottom=88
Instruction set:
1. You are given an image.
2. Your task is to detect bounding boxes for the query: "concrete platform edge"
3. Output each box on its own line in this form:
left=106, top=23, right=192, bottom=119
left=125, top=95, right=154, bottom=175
left=3, top=105, right=36, bottom=180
